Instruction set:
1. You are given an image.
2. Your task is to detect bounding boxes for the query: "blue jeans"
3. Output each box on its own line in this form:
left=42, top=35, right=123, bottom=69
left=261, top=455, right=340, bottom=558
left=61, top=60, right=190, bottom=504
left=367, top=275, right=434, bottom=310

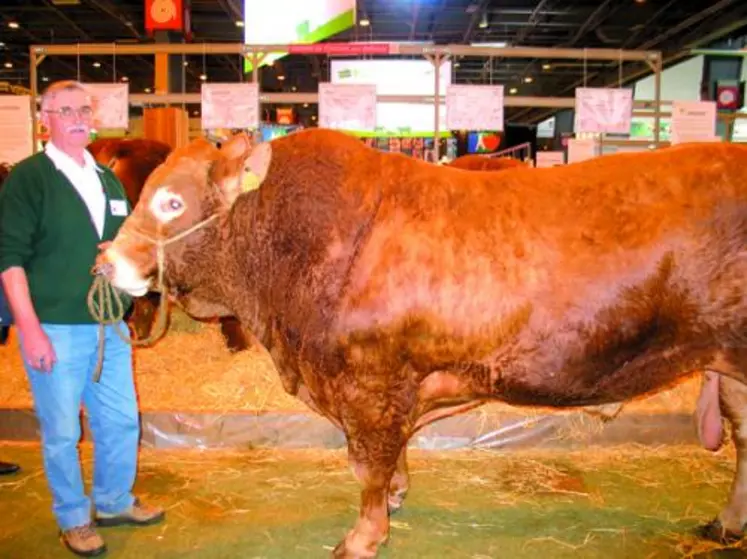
left=20, top=322, right=140, bottom=531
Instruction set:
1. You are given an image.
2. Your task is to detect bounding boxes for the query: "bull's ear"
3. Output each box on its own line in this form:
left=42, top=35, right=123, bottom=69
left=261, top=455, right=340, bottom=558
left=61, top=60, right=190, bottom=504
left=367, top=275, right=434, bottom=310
left=211, top=134, right=272, bottom=206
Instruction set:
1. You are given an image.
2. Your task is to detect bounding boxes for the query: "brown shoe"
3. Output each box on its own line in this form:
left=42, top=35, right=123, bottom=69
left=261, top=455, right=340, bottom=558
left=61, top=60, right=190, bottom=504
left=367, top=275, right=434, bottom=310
left=60, top=523, right=107, bottom=557
left=95, top=497, right=165, bottom=527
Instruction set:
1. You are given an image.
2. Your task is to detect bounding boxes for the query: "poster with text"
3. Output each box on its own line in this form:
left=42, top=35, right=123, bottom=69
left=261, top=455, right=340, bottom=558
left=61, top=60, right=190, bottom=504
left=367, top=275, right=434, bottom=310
left=574, top=87, right=633, bottom=135
left=201, top=83, right=260, bottom=130
left=0, top=95, right=33, bottom=164
left=85, top=83, right=129, bottom=129
left=670, top=100, right=719, bottom=144
left=319, top=83, right=377, bottom=131
left=446, top=84, right=504, bottom=131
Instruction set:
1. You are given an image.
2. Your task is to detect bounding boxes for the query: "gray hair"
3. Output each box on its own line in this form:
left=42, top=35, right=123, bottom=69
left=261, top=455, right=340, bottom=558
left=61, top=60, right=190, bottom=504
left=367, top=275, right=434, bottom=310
left=40, top=80, right=92, bottom=112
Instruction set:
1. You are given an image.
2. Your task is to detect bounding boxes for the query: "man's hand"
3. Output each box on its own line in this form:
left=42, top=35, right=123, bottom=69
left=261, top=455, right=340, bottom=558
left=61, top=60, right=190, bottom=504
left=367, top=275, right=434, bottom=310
left=20, top=323, right=56, bottom=373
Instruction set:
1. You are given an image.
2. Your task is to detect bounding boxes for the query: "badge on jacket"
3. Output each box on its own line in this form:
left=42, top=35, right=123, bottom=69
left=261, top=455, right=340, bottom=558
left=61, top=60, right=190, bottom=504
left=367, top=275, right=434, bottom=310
left=110, top=199, right=128, bottom=216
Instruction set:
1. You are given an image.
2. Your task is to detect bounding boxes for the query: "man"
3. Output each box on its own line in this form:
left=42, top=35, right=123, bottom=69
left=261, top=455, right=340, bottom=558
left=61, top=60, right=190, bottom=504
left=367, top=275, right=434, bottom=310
left=0, top=80, right=164, bottom=557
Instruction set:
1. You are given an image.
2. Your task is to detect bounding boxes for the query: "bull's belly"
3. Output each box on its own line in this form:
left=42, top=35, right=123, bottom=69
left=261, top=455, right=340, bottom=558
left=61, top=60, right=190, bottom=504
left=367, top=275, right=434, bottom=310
left=489, top=339, right=716, bottom=408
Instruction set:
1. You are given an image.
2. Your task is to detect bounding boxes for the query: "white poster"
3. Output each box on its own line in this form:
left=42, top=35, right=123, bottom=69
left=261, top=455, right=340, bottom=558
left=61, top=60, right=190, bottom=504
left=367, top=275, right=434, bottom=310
left=0, top=95, right=33, bottom=164
left=201, top=82, right=260, bottom=130
left=670, top=100, right=719, bottom=144
left=567, top=138, right=599, bottom=163
left=446, top=84, right=504, bottom=131
left=574, top=87, right=633, bottom=135
left=319, top=83, right=377, bottom=131
left=85, top=83, right=129, bottom=129
left=536, top=151, right=565, bottom=168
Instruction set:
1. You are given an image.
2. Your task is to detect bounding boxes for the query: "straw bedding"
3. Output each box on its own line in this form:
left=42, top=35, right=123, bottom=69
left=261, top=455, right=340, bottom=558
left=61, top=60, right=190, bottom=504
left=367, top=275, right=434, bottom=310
left=0, top=309, right=703, bottom=418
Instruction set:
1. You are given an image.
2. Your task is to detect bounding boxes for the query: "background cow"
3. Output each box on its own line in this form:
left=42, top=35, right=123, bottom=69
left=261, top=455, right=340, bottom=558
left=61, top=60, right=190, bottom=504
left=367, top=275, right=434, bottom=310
left=97, top=130, right=747, bottom=557
left=447, top=153, right=527, bottom=171
left=87, top=138, right=251, bottom=352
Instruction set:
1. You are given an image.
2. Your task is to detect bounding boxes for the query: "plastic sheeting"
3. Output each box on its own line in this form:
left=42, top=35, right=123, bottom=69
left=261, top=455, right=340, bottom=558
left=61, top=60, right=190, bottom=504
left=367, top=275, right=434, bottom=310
left=0, top=407, right=701, bottom=451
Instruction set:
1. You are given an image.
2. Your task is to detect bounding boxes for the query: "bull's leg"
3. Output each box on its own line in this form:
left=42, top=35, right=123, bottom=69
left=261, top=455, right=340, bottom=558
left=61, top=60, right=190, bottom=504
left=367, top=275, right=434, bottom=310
left=126, top=294, right=160, bottom=340
left=219, top=317, right=251, bottom=352
left=699, top=373, right=747, bottom=543
left=388, top=446, right=409, bottom=514
left=334, top=430, right=406, bottom=559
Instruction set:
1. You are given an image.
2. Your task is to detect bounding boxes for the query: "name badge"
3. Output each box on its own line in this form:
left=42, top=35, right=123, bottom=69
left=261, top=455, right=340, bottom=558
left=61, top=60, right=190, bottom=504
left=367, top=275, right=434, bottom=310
left=109, top=199, right=128, bottom=216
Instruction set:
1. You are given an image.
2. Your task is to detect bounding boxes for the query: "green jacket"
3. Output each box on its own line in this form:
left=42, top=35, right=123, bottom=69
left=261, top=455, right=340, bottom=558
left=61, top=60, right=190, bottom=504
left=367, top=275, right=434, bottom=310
left=0, top=152, right=133, bottom=324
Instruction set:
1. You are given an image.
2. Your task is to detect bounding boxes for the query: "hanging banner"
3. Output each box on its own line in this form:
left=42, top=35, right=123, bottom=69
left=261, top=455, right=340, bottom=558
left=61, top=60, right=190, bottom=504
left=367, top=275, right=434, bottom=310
left=145, top=0, right=184, bottom=32
left=574, top=87, right=633, bottom=135
left=0, top=95, right=33, bottom=164
left=318, top=83, right=377, bottom=131
left=201, top=83, right=260, bottom=130
left=670, top=100, right=719, bottom=144
left=85, top=83, right=129, bottom=129
left=446, top=84, right=504, bottom=131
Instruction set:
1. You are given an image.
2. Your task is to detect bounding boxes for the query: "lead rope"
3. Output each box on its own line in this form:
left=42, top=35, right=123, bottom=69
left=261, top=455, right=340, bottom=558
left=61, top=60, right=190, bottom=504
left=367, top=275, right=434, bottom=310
left=86, top=214, right=220, bottom=382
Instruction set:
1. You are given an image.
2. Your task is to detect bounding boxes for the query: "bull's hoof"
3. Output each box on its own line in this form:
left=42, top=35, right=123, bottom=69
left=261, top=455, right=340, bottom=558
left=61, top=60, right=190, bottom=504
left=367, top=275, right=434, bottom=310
left=331, top=540, right=377, bottom=559
left=388, top=490, right=407, bottom=515
left=697, top=519, right=744, bottom=545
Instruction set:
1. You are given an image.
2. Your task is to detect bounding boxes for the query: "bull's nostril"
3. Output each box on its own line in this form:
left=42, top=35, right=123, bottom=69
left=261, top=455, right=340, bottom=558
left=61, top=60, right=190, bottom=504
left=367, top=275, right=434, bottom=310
left=93, top=262, right=114, bottom=277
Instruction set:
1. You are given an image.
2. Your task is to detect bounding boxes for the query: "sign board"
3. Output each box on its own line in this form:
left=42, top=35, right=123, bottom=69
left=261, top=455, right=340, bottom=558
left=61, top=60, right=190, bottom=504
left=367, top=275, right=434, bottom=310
left=85, top=83, right=129, bottom=129
left=536, top=151, right=565, bottom=168
left=574, top=87, right=633, bottom=135
left=319, top=83, right=377, bottom=131
left=446, top=84, right=504, bottom=131
left=567, top=138, right=598, bottom=163
left=145, top=0, right=184, bottom=32
left=201, top=83, right=260, bottom=130
left=670, top=100, right=719, bottom=144
left=0, top=95, right=33, bottom=164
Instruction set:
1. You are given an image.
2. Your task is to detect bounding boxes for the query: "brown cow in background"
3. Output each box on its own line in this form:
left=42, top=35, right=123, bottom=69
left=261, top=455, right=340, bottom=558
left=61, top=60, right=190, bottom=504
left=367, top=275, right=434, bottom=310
left=96, top=129, right=747, bottom=556
left=447, top=153, right=527, bottom=171
left=88, top=138, right=251, bottom=352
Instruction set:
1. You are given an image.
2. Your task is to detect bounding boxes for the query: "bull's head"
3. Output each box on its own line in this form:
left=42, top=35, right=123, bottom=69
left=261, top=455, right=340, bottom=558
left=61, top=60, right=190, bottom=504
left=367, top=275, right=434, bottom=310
left=95, top=132, right=272, bottom=296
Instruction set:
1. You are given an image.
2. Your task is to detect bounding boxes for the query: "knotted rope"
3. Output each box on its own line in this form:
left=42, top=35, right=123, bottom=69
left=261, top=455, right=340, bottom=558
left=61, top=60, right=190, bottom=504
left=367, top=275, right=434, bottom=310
left=87, top=214, right=219, bottom=382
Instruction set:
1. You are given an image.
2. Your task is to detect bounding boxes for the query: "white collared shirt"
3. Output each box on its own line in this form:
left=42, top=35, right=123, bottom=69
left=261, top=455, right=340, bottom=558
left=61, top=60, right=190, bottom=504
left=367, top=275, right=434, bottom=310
left=45, top=141, right=107, bottom=238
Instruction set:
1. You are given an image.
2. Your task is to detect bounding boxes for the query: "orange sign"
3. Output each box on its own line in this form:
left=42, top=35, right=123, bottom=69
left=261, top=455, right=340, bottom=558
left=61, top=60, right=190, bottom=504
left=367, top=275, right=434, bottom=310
left=276, top=107, right=294, bottom=125
left=145, top=0, right=184, bottom=32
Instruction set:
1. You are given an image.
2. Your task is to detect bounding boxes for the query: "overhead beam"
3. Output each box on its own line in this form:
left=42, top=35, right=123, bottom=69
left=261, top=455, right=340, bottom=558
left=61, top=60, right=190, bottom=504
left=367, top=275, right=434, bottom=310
left=29, top=43, right=659, bottom=62
left=461, top=0, right=491, bottom=43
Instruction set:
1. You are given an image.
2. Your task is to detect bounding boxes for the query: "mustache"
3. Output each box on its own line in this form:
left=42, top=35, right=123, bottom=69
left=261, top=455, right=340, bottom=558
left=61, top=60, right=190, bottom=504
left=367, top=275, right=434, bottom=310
left=65, top=124, right=88, bottom=133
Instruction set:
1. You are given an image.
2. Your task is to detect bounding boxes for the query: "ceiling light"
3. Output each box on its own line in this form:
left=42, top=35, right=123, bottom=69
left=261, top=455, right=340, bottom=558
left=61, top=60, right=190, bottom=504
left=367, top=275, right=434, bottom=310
left=183, top=60, right=189, bottom=66
left=200, top=74, right=207, bottom=81
left=0, top=42, right=5, bottom=47
left=524, top=76, right=533, bottom=83
left=4, top=62, right=12, bottom=68
left=144, top=87, right=151, bottom=93
left=42, top=76, right=49, bottom=82
left=8, top=22, right=19, bottom=29
left=121, top=76, right=128, bottom=82
left=359, top=18, right=370, bottom=26
left=542, top=64, right=551, bottom=70
left=93, top=62, right=101, bottom=68
left=235, top=21, right=244, bottom=27
left=509, top=87, right=518, bottom=94
left=277, top=75, right=285, bottom=80
left=303, top=103, right=309, bottom=108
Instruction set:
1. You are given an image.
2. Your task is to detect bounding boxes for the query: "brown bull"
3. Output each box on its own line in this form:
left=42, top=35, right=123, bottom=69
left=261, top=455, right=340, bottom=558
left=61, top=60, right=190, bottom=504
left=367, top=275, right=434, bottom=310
left=97, top=128, right=747, bottom=557
left=87, top=137, right=251, bottom=352
left=447, top=153, right=527, bottom=171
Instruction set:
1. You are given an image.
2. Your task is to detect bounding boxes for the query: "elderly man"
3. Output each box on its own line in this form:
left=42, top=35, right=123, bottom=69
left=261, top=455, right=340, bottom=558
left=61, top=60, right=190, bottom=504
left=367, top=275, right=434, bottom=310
left=0, top=80, right=164, bottom=557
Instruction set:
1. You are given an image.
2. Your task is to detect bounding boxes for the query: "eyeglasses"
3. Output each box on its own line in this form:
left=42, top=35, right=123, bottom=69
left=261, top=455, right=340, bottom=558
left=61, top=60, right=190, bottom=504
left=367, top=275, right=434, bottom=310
left=45, top=105, right=94, bottom=119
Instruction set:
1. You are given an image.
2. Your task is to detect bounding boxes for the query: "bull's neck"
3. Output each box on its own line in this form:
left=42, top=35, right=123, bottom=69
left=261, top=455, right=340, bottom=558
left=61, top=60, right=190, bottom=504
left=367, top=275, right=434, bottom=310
left=208, top=203, right=269, bottom=344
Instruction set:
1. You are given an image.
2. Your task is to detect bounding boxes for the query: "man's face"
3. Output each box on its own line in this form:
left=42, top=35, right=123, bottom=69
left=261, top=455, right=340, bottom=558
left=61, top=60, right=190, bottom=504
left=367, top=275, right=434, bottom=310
left=41, top=88, right=94, bottom=149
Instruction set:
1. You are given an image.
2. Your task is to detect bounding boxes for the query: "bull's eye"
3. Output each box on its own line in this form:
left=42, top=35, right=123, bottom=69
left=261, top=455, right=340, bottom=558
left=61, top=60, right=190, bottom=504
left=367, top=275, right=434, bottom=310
left=149, top=187, right=187, bottom=224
